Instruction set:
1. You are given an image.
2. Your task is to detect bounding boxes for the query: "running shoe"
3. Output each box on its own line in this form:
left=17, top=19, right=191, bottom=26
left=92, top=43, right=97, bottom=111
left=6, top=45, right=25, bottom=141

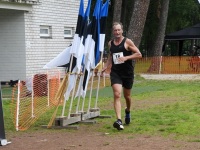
left=125, top=108, right=131, bottom=124
left=113, top=119, right=124, bottom=130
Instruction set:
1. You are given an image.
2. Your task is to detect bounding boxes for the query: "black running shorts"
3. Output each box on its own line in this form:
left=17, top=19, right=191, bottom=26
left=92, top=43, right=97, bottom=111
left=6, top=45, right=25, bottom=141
left=110, top=71, right=134, bottom=89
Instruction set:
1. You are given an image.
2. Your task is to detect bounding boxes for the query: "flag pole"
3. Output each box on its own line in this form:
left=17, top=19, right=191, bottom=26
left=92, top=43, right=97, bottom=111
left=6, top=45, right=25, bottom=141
left=81, top=71, right=90, bottom=112
left=61, top=54, right=74, bottom=117
left=0, top=82, right=9, bottom=146
left=86, top=70, right=95, bottom=113
left=67, top=73, right=78, bottom=119
left=75, top=76, right=82, bottom=113
left=75, top=67, right=85, bottom=113
left=94, top=52, right=104, bottom=108
left=80, top=53, right=94, bottom=113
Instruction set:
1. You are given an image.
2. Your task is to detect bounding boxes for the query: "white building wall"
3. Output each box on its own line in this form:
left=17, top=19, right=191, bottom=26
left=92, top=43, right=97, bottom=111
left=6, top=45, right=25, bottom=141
left=25, top=0, right=88, bottom=77
left=0, top=9, right=26, bottom=81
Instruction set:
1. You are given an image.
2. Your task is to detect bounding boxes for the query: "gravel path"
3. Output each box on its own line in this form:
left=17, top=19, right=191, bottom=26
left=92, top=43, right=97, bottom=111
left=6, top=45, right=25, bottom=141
left=140, top=74, right=200, bottom=80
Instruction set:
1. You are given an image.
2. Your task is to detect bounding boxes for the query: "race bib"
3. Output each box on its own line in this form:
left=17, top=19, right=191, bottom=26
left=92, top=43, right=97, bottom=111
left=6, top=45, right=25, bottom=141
left=113, top=52, right=124, bottom=64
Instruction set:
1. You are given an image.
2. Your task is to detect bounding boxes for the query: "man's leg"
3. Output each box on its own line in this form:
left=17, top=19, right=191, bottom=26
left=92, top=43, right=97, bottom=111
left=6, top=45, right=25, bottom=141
left=112, top=84, right=124, bottom=130
left=123, top=88, right=132, bottom=111
left=112, top=84, right=122, bottom=120
left=123, top=88, right=132, bottom=124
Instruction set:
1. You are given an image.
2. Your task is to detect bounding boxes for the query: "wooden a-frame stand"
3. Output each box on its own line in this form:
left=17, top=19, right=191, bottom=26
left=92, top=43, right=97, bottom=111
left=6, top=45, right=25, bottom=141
left=54, top=107, right=111, bottom=128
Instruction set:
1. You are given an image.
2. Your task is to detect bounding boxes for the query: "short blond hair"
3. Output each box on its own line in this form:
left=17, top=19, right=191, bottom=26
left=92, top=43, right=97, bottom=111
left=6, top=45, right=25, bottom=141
left=112, top=22, right=123, bottom=30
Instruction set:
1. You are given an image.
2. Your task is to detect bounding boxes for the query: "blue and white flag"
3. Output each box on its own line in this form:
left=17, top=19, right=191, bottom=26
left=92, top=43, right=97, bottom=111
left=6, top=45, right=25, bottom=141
left=76, top=0, right=91, bottom=71
left=65, top=0, right=92, bottom=101
left=80, top=0, right=109, bottom=98
left=64, top=0, right=85, bottom=101
left=43, top=46, right=71, bottom=69
left=44, top=0, right=109, bottom=99
left=74, top=0, right=92, bottom=98
left=82, top=0, right=102, bottom=97
left=99, top=0, right=109, bottom=53
left=69, top=0, right=84, bottom=58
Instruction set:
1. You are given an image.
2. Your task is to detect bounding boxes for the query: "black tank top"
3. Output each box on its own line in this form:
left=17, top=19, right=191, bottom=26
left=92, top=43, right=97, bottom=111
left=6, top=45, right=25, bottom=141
left=110, top=38, right=134, bottom=76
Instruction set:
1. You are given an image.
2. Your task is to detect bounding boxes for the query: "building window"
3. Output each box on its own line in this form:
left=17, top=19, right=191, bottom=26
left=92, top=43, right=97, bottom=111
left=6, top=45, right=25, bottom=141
left=40, top=25, right=52, bottom=38
left=64, top=27, right=73, bottom=38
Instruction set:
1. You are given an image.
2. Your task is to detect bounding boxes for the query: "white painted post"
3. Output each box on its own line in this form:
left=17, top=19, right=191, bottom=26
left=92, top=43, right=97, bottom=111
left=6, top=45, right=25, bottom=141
left=31, top=76, right=34, bottom=118
left=16, top=80, right=21, bottom=131
left=47, top=71, right=50, bottom=107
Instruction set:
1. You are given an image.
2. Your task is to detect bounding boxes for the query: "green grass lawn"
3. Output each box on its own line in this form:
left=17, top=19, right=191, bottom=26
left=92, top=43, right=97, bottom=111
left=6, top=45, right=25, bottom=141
left=1, top=86, right=13, bottom=98
left=2, top=75, right=200, bottom=141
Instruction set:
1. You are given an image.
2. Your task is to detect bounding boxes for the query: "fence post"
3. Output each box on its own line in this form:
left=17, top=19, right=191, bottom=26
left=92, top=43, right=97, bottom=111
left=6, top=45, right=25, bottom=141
left=0, top=83, right=9, bottom=146
left=159, top=56, right=162, bottom=74
left=16, top=80, right=21, bottom=130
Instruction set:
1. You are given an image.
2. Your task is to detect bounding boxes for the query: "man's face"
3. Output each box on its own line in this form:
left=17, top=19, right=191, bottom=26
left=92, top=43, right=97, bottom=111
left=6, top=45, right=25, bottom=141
left=113, top=24, right=123, bottom=38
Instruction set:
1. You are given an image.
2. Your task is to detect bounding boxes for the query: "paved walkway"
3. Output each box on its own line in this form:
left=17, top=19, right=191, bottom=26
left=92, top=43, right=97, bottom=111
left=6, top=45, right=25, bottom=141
left=140, top=74, right=200, bottom=80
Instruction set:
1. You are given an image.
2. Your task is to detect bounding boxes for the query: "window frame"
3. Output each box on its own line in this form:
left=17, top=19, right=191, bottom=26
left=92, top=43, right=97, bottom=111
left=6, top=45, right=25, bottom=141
left=40, top=25, right=51, bottom=38
left=64, top=27, right=73, bottom=38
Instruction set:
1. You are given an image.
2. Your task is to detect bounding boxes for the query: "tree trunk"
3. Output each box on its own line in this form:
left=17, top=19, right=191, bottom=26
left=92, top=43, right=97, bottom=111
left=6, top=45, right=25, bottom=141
left=153, top=0, right=169, bottom=56
left=127, top=0, right=150, bottom=47
left=112, top=0, right=122, bottom=23
left=148, top=0, right=170, bottom=73
left=121, top=0, right=127, bottom=29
